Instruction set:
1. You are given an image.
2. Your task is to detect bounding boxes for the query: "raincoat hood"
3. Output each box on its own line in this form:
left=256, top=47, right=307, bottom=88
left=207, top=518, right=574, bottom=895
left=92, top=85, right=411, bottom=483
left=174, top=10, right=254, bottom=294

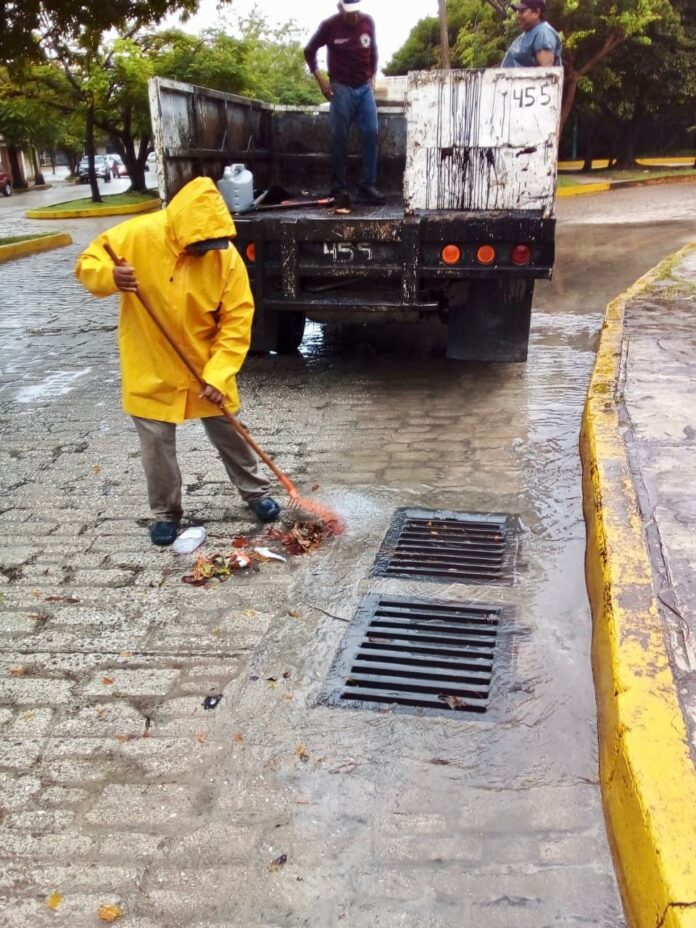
left=165, top=177, right=237, bottom=252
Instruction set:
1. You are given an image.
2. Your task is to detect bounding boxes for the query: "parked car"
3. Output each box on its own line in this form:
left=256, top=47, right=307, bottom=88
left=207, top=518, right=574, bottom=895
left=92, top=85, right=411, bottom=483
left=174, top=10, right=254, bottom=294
left=108, top=154, right=126, bottom=177
left=0, top=169, right=11, bottom=197
left=77, top=155, right=111, bottom=183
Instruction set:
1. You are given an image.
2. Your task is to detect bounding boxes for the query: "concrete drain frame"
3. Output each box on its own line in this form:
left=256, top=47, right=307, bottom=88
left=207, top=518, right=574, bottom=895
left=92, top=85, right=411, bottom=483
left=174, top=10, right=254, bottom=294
left=320, top=593, right=513, bottom=718
left=370, top=508, right=520, bottom=586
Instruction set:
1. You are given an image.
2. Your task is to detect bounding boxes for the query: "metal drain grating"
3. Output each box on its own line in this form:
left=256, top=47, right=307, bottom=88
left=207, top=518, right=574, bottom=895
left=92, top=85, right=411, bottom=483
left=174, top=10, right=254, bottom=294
left=371, top=508, right=518, bottom=584
left=324, top=594, right=504, bottom=715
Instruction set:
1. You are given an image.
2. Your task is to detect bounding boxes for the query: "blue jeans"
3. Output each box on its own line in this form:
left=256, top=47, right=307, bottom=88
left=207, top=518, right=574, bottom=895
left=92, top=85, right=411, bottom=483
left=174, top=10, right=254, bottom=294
left=329, top=82, right=379, bottom=193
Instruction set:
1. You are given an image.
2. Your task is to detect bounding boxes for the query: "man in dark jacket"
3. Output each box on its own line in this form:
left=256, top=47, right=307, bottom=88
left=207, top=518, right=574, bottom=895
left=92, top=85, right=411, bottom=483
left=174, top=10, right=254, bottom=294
left=304, top=0, right=385, bottom=207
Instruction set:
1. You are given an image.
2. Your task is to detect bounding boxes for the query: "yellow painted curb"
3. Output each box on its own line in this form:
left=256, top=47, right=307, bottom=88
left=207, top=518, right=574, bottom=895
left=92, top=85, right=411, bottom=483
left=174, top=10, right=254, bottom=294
left=558, top=181, right=611, bottom=198
left=580, top=243, right=696, bottom=928
left=0, top=232, right=73, bottom=263
left=559, top=156, right=694, bottom=170
left=25, top=197, right=160, bottom=220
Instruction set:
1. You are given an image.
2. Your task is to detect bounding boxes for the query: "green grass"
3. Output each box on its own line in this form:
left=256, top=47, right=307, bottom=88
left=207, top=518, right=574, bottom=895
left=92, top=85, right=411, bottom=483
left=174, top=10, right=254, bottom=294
left=557, top=175, right=585, bottom=187
left=593, top=168, right=696, bottom=180
left=0, top=232, right=55, bottom=245
left=35, top=190, right=159, bottom=213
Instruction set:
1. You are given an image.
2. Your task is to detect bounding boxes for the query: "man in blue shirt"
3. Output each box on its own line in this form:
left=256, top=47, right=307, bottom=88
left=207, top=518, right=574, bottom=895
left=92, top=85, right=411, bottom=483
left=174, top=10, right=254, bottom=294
left=501, top=0, right=562, bottom=68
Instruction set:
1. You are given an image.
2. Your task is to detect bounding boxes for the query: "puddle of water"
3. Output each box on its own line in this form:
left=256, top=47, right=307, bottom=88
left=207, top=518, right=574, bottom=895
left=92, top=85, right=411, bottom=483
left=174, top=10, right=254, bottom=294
left=15, top=367, right=92, bottom=403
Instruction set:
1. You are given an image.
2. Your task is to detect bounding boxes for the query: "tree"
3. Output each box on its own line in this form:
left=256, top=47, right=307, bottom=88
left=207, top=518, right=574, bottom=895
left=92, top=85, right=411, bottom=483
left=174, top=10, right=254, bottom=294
left=0, top=1, right=199, bottom=63
left=385, top=0, right=678, bottom=131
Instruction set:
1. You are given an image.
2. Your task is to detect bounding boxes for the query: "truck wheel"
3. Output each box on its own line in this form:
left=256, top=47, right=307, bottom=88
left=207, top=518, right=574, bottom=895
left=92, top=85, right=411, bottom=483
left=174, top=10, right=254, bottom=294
left=276, top=311, right=306, bottom=353
left=447, top=279, right=534, bottom=363
left=1, top=181, right=11, bottom=197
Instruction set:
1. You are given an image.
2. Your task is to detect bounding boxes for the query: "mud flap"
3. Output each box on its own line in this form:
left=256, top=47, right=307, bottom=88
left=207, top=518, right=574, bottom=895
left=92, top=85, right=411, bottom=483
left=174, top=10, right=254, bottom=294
left=447, top=279, right=534, bottom=363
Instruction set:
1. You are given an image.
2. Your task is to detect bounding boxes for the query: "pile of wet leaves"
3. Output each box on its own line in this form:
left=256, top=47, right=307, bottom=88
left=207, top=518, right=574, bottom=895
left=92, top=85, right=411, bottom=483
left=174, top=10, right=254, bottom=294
left=266, top=520, right=328, bottom=555
left=182, top=521, right=328, bottom=587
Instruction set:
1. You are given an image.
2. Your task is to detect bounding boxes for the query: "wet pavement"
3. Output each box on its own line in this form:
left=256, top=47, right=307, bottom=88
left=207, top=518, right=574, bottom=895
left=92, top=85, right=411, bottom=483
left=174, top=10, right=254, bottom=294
left=1, top=181, right=695, bottom=926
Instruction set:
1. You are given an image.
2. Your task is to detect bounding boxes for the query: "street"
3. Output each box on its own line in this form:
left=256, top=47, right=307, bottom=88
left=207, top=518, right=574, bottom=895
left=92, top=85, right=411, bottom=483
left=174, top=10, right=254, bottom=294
left=1, top=181, right=695, bottom=926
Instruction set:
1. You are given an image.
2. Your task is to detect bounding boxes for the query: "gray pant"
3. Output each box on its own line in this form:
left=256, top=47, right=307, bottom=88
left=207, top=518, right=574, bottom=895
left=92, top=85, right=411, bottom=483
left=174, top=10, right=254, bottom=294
left=132, top=415, right=271, bottom=521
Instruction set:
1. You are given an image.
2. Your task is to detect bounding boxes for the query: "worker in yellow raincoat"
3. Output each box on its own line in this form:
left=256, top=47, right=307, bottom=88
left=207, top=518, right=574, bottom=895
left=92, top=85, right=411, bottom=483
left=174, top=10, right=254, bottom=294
left=75, top=176, right=280, bottom=546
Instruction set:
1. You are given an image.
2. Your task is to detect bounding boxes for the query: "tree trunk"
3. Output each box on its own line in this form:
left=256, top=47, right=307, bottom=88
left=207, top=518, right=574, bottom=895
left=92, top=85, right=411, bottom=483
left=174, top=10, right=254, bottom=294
left=31, top=147, right=45, bottom=185
left=612, top=114, right=644, bottom=170
left=581, top=120, right=596, bottom=172
left=559, top=72, right=579, bottom=134
left=114, top=132, right=150, bottom=193
left=86, top=103, right=102, bottom=203
left=438, top=0, right=450, bottom=69
left=8, top=145, right=27, bottom=188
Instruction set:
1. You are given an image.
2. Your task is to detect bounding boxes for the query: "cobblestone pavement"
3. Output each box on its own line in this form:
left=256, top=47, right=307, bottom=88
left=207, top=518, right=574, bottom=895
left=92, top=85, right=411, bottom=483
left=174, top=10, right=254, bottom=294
left=2, top=185, right=694, bottom=926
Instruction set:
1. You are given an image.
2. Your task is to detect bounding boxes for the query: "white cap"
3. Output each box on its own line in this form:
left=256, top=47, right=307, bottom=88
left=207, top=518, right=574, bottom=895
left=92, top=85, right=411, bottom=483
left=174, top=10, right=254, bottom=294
left=340, top=0, right=363, bottom=11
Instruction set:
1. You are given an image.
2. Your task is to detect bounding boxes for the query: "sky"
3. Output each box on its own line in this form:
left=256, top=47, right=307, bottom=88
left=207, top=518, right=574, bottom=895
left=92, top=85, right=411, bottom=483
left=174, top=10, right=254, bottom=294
left=165, top=0, right=428, bottom=74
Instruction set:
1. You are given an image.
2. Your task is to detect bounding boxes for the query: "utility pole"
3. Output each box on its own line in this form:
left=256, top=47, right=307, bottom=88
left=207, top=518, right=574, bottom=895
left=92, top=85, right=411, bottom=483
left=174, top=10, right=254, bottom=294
left=438, top=0, right=450, bottom=69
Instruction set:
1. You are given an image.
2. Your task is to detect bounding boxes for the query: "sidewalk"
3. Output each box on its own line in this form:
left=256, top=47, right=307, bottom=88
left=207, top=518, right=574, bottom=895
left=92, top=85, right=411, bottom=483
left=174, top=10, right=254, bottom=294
left=581, top=244, right=696, bottom=928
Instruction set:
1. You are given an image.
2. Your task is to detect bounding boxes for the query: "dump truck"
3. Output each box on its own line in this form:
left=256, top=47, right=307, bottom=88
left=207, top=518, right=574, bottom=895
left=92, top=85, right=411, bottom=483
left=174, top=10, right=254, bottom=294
left=149, top=68, right=562, bottom=361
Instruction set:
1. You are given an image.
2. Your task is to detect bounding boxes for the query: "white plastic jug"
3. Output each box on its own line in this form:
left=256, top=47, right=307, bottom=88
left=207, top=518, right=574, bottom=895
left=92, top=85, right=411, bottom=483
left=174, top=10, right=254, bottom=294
left=217, top=163, right=254, bottom=213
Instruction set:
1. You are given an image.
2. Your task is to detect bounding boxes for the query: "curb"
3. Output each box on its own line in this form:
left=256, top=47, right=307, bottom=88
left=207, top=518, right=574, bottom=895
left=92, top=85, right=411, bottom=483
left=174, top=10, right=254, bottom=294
left=0, top=232, right=73, bottom=263
left=558, top=173, right=696, bottom=199
left=580, top=244, right=696, bottom=928
left=25, top=197, right=160, bottom=220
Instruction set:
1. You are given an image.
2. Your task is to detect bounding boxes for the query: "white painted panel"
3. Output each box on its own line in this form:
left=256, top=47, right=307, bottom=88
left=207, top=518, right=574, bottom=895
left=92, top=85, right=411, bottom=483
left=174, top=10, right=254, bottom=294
left=404, top=68, right=562, bottom=216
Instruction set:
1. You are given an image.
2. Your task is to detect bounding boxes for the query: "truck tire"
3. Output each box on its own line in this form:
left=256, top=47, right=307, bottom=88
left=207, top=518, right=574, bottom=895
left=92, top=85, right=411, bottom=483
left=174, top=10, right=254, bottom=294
left=1, top=181, right=11, bottom=197
left=276, top=311, right=306, bottom=353
left=447, top=279, right=534, bottom=363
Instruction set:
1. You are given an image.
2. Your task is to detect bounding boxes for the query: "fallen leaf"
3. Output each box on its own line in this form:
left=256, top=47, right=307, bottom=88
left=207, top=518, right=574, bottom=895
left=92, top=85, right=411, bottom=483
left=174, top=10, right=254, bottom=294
left=442, top=695, right=465, bottom=710
left=231, top=536, right=249, bottom=548
left=28, top=612, right=49, bottom=622
left=311, top=483, right=320, bottom=492
left=288, top=609, right=302, bottom=618
left=10, top=667, right=28, bottom=677
left=233, top=732, right=244, bottom=743
left=46, top=892, right=64, bottom=910
left=101, top=676, right=114, bottom=686
left=266, top=521, right=327, bottom=556
left=267, top=680, right=278, bottom=689
left=295, top=744, right=309, bottom=763
left=116, top=734, right=135, bottom=743
left=95, top=707, right=107, bottom=717
left=269, top=853, right=288, bottom=871
left=31, top=590, right=43, bottom=598
left=244, top=609, right=258, bottom=617
left=430, top=758, right=450, bottom=766
left=21, top=711, right=34, bottom=722
left=45, top=595, right=80, bottom=604
left=282, top=671, right=291, bottom=679
left=98, top=903, right=123, bottom=922
left=196, top=731, right=208, bottom=744
left=283, top=693, right=294, bottom=701
left=211, top=626, right=221, bottom=636
left=330, top=761, right=362, bottom=774
left=93, top=465, right=102, bottom=474
left=119, top=650, right=132, bottom=658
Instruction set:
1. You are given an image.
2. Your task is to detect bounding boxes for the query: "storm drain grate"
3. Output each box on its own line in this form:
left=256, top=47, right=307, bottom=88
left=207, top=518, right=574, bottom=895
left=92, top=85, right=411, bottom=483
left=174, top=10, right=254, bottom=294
left=371, top=508, right=518, bottom=585
left=324, top=594, right=504, bottom=715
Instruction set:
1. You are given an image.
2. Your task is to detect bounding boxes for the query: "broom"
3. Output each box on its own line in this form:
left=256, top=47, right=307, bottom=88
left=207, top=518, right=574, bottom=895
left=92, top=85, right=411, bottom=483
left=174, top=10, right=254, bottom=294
left=103, top=243, right=344, bottom=535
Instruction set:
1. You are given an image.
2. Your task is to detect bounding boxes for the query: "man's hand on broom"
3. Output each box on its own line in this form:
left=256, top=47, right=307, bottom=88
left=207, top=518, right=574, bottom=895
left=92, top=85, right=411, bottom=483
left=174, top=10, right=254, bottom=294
left=112, top=258, right=138, bottom=292
left=199, top=383, right=225, bottom=406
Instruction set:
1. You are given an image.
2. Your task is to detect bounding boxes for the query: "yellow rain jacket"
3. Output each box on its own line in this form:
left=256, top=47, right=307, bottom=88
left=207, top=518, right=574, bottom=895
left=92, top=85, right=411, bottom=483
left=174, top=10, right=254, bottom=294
left=75, top=177, right=253, bottom=423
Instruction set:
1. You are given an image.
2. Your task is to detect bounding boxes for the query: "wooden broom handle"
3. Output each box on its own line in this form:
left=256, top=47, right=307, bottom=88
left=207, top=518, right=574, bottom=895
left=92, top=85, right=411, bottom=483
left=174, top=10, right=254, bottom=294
left=103, top=242, right=298, bottom=496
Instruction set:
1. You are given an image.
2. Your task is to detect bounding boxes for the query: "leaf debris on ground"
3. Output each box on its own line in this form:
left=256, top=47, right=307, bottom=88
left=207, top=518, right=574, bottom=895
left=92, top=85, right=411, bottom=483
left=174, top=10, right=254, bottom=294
left=182, top=522, right=328, bottom=587
left=269, top=853, right=288, bottom=871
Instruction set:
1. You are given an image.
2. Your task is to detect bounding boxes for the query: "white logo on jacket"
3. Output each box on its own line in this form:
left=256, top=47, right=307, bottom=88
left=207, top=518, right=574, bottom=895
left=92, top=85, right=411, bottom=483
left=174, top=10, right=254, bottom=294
left=360, top=33, right=371, bottom=48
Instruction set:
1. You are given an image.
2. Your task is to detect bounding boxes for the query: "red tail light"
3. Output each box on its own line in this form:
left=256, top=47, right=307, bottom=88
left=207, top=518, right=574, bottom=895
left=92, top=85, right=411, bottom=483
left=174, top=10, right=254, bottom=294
left=511, top=244, right=531, bottom=266
left=245, top=243, right=256, bottom=262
